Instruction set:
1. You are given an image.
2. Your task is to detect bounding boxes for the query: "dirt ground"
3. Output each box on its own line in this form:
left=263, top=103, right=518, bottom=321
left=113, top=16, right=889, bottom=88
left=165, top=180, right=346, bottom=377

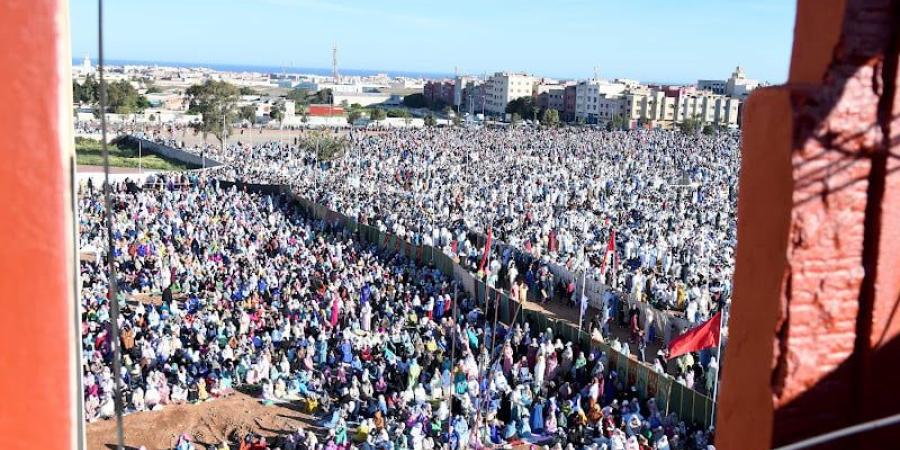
left=86, top=391, right=323, bottom=450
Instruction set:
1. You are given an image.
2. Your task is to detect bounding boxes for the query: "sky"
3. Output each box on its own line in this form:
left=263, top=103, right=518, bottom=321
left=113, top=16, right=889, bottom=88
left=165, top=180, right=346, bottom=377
left=70, top=0, right=796, bottom=84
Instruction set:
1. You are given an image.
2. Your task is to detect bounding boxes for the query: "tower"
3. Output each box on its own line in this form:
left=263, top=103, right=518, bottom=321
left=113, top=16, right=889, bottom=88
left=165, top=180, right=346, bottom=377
left=331, top=43, right=340, bottom=84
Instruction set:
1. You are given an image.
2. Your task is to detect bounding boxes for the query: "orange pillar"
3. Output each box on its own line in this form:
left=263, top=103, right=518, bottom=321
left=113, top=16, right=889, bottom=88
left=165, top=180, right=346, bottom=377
left=0, top=1, right=79, bottom=449
left=717, top=0, right=900, bottom=448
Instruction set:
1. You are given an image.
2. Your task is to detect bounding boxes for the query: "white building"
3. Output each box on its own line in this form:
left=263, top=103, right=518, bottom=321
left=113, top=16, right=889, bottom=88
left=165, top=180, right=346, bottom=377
left=332, top=92, right=395, bottom=107
left=698, top=66, right=760, bottom=99
left=676, top=92, right=741, bottom=126
left=484, top=72, right=536, bottom=115
left=574, top=79, right=628, bottom=123
left=698, top=79, right=726, bottom=95
left=725, top=66, right=760, bottom=99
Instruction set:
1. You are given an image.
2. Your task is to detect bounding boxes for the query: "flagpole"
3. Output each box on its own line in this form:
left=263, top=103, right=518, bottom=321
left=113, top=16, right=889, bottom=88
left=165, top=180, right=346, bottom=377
left=577, top=266, right=586, bottom=335
left=445, top=283, right=458, bottom=432
left=710, top=304, right=725, bottom=425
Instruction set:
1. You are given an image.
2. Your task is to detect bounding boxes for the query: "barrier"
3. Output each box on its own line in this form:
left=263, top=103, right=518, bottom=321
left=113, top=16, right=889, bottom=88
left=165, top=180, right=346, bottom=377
left=144, top=141, right=717, bottom=429
left=274, top=184, right=717, bottom=429
left=465, top=228, right=697, bottom=346
left=121, top=136, right=225, bottom=168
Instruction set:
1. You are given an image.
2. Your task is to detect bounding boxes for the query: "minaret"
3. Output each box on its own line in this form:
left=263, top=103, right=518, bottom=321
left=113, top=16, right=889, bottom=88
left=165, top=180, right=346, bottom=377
left=331, top=43, right=340, bottom=84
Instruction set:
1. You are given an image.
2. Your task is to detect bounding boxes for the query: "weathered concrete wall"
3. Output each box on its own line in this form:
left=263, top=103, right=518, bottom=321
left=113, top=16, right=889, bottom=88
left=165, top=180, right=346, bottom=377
left=120, top=136, right=224, bottom=168
left=717, top=0, right=900, bottom=448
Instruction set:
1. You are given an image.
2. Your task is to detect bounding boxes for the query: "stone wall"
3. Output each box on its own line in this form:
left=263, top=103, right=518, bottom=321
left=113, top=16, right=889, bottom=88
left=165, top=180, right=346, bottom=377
left=120, top=136, right=224, bottom=168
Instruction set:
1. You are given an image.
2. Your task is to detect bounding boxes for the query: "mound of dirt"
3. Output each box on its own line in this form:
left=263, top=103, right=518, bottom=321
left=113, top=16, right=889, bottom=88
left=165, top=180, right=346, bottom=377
left=86, top=392, right=322, bottom=450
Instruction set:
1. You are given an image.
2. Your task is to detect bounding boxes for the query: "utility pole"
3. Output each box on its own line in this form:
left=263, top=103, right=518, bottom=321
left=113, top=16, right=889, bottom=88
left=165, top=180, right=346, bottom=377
left=332, top=42, right=340, bottom=84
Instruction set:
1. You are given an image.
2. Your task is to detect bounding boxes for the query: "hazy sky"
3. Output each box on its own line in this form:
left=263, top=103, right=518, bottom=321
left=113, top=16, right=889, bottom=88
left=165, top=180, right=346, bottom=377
left=71, top=0, right=796, bottom=83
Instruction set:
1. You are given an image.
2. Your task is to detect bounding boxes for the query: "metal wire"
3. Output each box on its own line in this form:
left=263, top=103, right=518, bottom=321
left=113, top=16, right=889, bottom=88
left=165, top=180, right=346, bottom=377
left=773, top=412, right=900, bottom=450
left=97, top=0, right=126, bottom=448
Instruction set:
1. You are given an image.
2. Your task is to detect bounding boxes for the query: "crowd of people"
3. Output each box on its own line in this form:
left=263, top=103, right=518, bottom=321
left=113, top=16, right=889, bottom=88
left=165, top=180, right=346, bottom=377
left=139, top=126, right=737, bottom=321
left=78, top=165, right=717, bottom=449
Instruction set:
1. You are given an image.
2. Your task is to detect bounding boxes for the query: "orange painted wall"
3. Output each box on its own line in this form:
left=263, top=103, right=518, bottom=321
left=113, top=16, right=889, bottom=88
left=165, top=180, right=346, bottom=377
left=0, top=1, right=78, bottom=449
left=718, top=0, right=900, bottom=447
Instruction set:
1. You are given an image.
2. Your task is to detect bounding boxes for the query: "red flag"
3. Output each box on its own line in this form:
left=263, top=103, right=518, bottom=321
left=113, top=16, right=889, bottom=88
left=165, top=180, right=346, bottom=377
left=668, top=311, right=722, bottom=359
left=479, top=228, right=493, bottom=272
left=599, top=229, right=616, bottom=274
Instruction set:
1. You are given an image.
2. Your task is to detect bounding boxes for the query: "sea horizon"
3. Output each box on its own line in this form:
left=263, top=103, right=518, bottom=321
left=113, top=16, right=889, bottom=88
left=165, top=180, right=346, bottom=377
left=74, top=58, right=455, bottom=80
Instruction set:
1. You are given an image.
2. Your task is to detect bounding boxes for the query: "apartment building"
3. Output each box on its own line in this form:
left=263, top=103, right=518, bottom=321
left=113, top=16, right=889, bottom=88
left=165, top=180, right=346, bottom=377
left=563, top=85, right=577, bottom=122
left=574, top=79, right=629, bottom=123
left=423, top=80, right=455, bottom=107
left=698, top=79, right=727, bottom=95
left=698, top=66, right=760, bottom=99
left=484, top=72, right=536, bottom=115
left=676, top=92, right=741, bottom=126
left=534, top=81, right=569, bottom=112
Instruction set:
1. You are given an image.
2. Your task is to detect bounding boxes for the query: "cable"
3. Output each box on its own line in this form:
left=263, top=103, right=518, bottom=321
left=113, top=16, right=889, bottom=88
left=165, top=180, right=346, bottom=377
left=97, top=0, right=126, bottom=448
left=773, top=412, right=900, bottom=450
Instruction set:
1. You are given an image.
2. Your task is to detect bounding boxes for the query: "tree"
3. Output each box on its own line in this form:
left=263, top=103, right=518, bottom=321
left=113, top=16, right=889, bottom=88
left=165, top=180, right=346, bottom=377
left=185, top=80, right=240, bottom=143
left=270, top=101, right=285, bottom=123
left=75, top=75, right=99, bottom=104
left=607, top=115, right=627, bottom=131
left=297, top=104, right=309, bottom=124
left=423, top=114, right=436, bottom=127
left=541, top=109, right=560, bottom=127
left=347, top=109, right=362, bottom=125
left=238, top=86, right=259, bottom=96
left=239, top=105, right=257, bottom=124
left=452, top=115, right=462, bottom=127
left=403, top=93, right=427, bottom=108
left=531, top=105, right=541, bottom=122
left=442, top=105, right=454, bottom=117
left=313, top=89, right=332, bottom=104
left=145, top=85, right=163, bottom=94
left=510, top=113, right=522, bottom=127
left=303, top=131, right=347, bottom=161
left=369, top=108, right=386, bottom=121
left=72, top=80, right=83, bottom=104
left=702, top=123, right=717, bottom=135
left=505, top=96, right=536, bottom=120
left=105, top=80, right=150, bottom=114
left=287, top=87, right=310, bottom=103
left=575, top=116, right=586, bottom=126
left=430, top=99, right=448, bottom=111
left=679, top=116, right=702, bottom=135
left=387, top=109, right=411, bottom=118
left=148, top=114, right=156, bottom=123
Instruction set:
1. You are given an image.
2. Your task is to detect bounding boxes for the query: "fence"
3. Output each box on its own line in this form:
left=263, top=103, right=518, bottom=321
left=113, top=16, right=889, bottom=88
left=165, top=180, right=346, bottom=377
left=464, top=228, right=697, bottom=347
left=209, top=181, right=717, bottom=429
left=162, top=148, right=719, bottom=428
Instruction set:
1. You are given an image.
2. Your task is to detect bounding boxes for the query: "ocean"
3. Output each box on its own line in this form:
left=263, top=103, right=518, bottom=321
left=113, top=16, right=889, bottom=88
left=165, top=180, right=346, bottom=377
left=75, top=58, right=453, bottom=80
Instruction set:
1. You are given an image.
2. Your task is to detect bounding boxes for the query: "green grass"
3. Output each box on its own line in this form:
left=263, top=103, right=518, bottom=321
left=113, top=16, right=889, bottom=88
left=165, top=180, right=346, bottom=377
left=76, top=137, right=193, bottom=171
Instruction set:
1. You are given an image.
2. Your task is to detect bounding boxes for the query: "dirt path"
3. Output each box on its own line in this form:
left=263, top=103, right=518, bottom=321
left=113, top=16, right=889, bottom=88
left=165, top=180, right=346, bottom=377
left=86, top=392, right=322, bottom=450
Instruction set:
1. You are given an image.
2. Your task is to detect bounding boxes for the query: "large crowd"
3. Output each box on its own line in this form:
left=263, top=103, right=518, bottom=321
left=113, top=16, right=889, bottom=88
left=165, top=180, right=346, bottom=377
left=79, top=165, right=718, bottom=449
left=140, top=126, right=737, bottom=322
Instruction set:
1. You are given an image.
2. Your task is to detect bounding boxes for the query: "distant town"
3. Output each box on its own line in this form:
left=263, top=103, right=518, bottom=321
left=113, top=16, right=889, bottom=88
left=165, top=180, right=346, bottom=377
left=72, top=51, right=763, bottom=131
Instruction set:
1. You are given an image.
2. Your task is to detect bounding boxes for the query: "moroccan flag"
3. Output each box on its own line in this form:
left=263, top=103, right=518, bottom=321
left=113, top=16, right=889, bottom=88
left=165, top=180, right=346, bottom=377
left=599, top=229, right=616, bottom=274
left=479, top=228, right=493, bottom=272
left=668, top=311, right=722, bottom=359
